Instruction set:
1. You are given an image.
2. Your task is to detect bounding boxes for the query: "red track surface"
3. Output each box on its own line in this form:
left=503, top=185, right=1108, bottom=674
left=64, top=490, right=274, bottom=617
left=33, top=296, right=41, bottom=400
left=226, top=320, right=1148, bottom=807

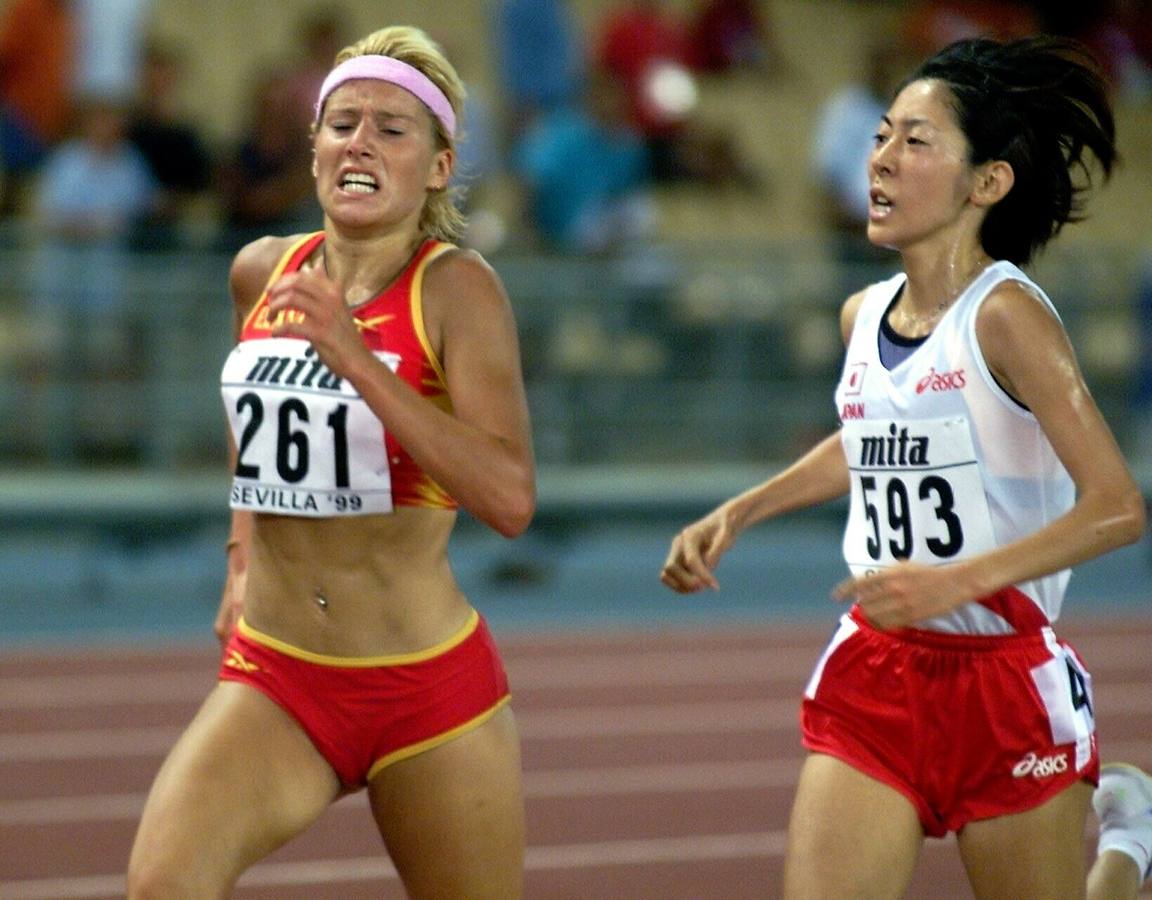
left=1, top=616, right=1149, bottom=899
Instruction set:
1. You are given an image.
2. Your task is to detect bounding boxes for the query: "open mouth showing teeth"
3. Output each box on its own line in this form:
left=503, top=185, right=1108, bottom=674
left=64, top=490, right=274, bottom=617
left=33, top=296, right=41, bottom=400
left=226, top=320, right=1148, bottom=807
left=341, top=173, right=378, bottom=193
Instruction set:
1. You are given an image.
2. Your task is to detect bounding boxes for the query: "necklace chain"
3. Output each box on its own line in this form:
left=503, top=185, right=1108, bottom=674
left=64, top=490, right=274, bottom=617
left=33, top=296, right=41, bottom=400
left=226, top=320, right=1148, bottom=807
left=897, top=298, right=953, bottom=331
left=896, top=257, right=993, bottom=333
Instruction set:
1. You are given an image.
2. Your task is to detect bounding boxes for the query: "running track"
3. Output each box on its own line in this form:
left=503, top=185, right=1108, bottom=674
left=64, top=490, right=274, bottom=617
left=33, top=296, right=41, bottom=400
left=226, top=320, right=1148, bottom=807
left=1, top=616, right=1149, bottom=899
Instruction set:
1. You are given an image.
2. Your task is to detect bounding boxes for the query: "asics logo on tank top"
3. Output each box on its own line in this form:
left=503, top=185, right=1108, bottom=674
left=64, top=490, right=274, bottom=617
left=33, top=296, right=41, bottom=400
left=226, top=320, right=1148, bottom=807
left=915, top=367, right=966, bottom=394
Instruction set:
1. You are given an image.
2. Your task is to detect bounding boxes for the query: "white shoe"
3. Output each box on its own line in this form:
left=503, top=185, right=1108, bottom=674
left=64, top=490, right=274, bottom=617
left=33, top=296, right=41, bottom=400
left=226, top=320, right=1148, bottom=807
left=1094, top=762, right=1152, bottom=883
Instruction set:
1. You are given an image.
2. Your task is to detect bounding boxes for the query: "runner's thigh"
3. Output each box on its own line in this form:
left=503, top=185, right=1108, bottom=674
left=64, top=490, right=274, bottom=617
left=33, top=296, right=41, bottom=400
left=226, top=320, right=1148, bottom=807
left=128, top=681, right=340, bottom=897
left=957, top=780, right=1092, bottom=900
left=368, top=705, right=525, bottom=900
left=784, top=753, right=924, bottom=900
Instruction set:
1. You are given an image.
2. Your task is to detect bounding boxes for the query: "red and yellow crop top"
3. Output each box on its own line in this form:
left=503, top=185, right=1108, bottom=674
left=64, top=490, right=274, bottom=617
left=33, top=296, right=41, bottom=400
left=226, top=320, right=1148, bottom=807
left=220, top=233, right=457, bottom=517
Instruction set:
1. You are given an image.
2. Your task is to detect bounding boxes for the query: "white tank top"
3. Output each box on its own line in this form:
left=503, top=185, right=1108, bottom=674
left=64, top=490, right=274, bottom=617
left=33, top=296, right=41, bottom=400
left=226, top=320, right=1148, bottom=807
left=833, top=261, right=1074, bottom=634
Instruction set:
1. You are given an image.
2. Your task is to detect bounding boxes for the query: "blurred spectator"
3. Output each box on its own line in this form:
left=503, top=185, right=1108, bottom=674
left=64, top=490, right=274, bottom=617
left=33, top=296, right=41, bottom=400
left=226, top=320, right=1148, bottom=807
left=126, top=40, right=215, bottom=250
left=593, top=0, right=760, bottom=186
left=0, top=0, right=77, bottom=213
left=31, top=95, right=158, bottom=300
left=280, top=6, right=350, bottom=132
left=812, top=38, right=911, bottom=236
left=1116, top=0, right=1152, bottom=68
left=215, top=69, right=318, bottom=252
left=490, top=0, right=585, bottom=143
left=512, top=72, right=653, bottom=253
left=213, top=12, right=350, bottom=253
left=26, top=94, right=159, bottom=460
left=906, top=1, right=1152, bottom=100
left=455, top=79, right=501, bottom=198
left=1027, top=0, right=1152, bottom=101
left=1091, top=0, right=1152, bottom=100
left=811, top=38, right=910, bottom=286
left=902, top=0, right=1040, bottom=56
left=437, top=38, right=507, bottom=252
left=72, top=0, right=151, bottom=98
left=1025, top=2, right=1108, bottom=36
left=686, top=0, right=783, bottom=77
left=595, top=0, right=692, bottom=159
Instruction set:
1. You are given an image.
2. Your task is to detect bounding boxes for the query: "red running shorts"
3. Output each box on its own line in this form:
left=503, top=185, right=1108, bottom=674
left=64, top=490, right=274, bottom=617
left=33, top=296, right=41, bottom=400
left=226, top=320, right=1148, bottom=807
left=801, top=605, right=1098, bottom=837
left=219, top=609, right=511, bottom=787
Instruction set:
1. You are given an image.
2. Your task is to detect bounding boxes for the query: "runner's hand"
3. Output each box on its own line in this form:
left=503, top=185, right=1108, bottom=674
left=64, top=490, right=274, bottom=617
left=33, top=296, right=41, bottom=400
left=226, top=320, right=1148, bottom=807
left=833, top=561, right=967, bottom=629
left=267, top=267, right=373, bottom=380
left=661, top=510, right=735, bottom=593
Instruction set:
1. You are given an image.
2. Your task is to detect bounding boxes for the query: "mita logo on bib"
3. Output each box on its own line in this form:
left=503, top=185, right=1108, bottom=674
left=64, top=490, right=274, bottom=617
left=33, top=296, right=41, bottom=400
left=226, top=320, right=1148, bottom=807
left=243, top=345, right=344, bottom=393
left=859, top=423, right=930, bottom=468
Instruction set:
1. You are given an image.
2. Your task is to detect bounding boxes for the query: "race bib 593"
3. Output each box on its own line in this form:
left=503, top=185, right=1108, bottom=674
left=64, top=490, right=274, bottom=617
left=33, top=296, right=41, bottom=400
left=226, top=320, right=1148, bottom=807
left=840, top=417, right=996, bottom=575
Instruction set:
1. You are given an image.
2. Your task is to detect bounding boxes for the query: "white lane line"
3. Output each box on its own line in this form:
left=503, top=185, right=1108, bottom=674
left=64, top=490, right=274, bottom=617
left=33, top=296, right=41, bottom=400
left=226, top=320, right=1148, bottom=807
left=8, top=724, right=1152, bottom=829
left=0, top=725, right=180, bottom=762
left=506, top=647, right=819, bottom=686
left=527, top=830, right=787, bottom=869
left=0, top=673, right=213, bottom=709
left=0, top=758, right=803, bottom=826
left=0, top=831, right=789, bottom=899
left=3, top=686, right=1151, bottom=762
left=0, top=648, right=817, bottom=710
left=0, top=698, right=798, bottom=763
left=0, top=793, right=144, bottom=826
left=526, top=758, right=798, bottom=797
left=0, top=873, right=125, bottom=900
left=520, top=698, right=800, bottom=738
left=2, top=641, right=1147, bottom=711
left=6, top=732, right=1152, bottom=830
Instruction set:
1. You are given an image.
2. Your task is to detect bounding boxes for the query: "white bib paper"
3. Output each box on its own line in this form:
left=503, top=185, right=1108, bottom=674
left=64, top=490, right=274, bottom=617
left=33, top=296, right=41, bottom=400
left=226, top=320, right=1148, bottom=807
left=221, top=338, right=399, bottom=517
left=841, top=416, right=996, bottom=575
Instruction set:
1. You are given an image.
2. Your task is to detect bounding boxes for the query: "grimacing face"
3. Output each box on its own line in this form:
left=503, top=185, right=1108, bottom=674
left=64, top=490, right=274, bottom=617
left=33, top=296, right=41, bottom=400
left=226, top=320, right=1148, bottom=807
left=312, top=78, right=452, bottom=231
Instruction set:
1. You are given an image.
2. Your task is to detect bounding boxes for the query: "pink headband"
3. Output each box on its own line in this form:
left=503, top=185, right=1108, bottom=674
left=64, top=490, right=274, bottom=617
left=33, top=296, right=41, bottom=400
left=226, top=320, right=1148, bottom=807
left=314, top=55, right=456, bottom=137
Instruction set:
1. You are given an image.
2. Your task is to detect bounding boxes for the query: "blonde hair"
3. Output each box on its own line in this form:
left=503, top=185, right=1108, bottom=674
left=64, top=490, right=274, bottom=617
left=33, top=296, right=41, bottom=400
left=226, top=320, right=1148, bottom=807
left=332, top=26, right=467, bottom=243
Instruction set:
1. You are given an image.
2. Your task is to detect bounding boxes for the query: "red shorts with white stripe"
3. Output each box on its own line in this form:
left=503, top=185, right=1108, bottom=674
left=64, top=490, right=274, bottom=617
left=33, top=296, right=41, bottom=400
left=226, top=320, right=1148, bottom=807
left=800, top=605, right=1098, bottom=837
left=219, top=609, right=511, bottom=787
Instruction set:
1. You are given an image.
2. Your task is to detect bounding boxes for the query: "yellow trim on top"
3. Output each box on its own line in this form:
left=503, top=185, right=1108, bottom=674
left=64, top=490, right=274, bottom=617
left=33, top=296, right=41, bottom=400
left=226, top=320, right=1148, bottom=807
left=410, top=241, right=454, bottom=387
left=240, top=232, right=323, bottom=333
left=365, top=694, right=511, bottom=780
left=235, top=608, right=480, bottom=668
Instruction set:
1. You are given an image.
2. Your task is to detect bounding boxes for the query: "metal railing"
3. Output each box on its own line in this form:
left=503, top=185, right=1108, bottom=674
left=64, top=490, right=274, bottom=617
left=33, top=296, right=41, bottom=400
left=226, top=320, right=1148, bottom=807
left=2, top=230, right=1148, bottom=623
left=1, top=232, right=1147, bottom=480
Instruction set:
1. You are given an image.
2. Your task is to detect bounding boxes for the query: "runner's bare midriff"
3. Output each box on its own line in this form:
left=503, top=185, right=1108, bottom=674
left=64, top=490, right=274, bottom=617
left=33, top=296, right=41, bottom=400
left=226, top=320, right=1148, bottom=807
left=243, top=506, right=471, bottom=657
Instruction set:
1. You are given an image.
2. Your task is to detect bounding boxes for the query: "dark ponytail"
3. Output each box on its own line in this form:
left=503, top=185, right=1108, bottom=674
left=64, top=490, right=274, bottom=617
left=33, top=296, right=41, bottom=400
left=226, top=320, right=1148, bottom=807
left=902, top=36, right=1116, bottom=264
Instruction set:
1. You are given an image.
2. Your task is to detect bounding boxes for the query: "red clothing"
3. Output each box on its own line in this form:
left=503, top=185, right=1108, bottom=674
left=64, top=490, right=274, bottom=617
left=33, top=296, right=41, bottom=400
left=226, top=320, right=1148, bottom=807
left=220, top=611, right=511, bottom=786
left=801, top=606, right=1099, bottom=836
left=0, top=0, right=75, bottom=142
left=688, top=0, right=766, bottom=73
left=596, top=5, right=691, bottom=133
left=237, top=232, right=457, bottom=510
left=902, top=1, right=1040, bottom=56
